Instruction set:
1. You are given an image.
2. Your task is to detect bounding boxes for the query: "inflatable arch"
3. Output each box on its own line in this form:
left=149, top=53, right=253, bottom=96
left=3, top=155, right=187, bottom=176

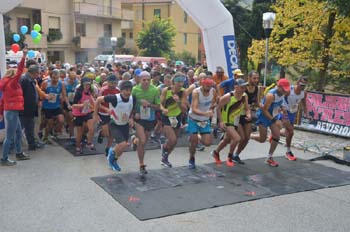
left=176, top=0, right=239, bottom=78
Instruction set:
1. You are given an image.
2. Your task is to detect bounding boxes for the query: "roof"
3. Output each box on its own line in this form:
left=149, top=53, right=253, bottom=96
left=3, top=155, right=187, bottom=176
left=122, top=0, right=173, bottom=4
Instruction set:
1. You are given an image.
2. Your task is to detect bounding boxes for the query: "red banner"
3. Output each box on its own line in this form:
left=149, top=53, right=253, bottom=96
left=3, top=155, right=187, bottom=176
left=299, top=91, right=350, bottom=138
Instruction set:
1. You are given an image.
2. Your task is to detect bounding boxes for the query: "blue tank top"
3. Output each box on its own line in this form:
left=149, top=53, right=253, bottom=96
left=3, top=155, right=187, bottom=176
left=42, top=80, right=62, bottom=109
left=260, top=88, right=284, bottom=117
left=64, top=78, right=78, bottom=103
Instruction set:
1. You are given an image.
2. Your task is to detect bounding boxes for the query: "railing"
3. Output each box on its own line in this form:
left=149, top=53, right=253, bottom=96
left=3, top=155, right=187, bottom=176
left=121, top=21, right=133, bottom=29
left=74, top=2, right=121, bottom=19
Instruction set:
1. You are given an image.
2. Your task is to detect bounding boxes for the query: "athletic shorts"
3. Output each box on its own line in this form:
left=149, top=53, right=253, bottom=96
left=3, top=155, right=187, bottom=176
left=62, top=102, right=72, bottom=112
left=186, top=117, right=211, bottom=135
left=239, top=115, right=252, bottom=126
left=256, top=110, right=276, bottom=128
left=155, top=110, right=162, bottom=121
left=110, top=123, right=129, bottom=144
left=161, top=114, right=182, bottom=129
left=283, top=111, right=296, bottom=124
left=43, top=108, right=63, bottom=119
left=135, top=119, right=155, bottom=132
left=98, top=113, right=110, bottom=125
left=73, top=112, right=93, bottom=126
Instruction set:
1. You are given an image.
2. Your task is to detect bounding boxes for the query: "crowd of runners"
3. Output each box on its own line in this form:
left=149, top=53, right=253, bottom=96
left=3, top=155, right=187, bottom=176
left=0, top=47, right=308, bottom=177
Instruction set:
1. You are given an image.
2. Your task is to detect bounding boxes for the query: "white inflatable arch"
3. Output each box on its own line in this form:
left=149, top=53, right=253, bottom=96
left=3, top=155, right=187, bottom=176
left=176, top=0, right=239, bottom=78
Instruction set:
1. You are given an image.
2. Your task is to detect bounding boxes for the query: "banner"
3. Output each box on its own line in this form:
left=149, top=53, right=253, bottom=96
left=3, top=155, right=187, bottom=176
left=299, top=91, right=350, bottom=138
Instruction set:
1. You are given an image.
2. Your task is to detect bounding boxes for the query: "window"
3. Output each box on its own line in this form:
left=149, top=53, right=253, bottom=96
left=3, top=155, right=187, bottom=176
left=17, top=17, right=30, bottom=33
left=104, top=24, right=112, bottom=37
left=183, top=33, right=187, bottom=45
left=184, top=11, right=188, bottom=23
left=154, top=9, right=161, bottom=18
left=129, top=32, right=133, bottom=39
left=76, top=22, right=86, bottom=37
left=122, top=32, right=126, bottom=38
left=49, top=16, right=60, bottom=29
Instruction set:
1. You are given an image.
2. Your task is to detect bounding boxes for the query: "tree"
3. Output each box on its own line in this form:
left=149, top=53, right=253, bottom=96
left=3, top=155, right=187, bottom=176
left=248, top=0, right=350, bottom=92
left=137, top=17, right=176, bottom=57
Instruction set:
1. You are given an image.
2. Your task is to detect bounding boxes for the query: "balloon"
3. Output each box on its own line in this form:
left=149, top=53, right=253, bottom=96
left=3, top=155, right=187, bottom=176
left=27, top=50, right=36, bottom=59
left=20, top=25, right=28, bottom=35
left=33, top=24, right=41, bottom=32
left=13, top=33, right=20, bottom=42
left=31, top=30, right=39, bottom=39
left=33, top=33, right=41, bottom=44
left=11, top=43, right=20, bottom=53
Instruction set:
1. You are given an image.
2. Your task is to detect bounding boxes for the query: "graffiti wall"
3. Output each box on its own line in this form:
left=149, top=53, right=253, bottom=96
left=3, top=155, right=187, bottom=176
left=300, top=91, right=350, bottom=137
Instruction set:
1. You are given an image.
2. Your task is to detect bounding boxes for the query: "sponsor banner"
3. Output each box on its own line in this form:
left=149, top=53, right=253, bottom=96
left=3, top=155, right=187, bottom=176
left=299, top=91, right=350, bottom=138
left=223, top=35, right=239, bottom=79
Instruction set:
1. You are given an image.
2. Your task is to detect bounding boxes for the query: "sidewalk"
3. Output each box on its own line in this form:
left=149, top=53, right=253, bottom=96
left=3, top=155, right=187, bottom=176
left=0, top=136, right=350, bottom=232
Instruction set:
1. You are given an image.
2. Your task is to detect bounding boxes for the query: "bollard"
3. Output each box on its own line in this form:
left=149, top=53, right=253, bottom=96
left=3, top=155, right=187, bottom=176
left=343, top=146, right=350, bottom=162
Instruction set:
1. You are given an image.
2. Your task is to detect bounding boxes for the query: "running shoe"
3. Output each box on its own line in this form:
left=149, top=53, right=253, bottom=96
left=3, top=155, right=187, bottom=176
left=211, top=150, right=222, bottom=165
left=285, top=151, right=297, bottom=161
left=265, top=157, right=279, bottom=167
left=196, top=143, right=205, bottom=151
left=232, top=155, right=245, bottom=164
left=188, top=157, right=196, bottom=169
left=75, top=146, right=82, bottom=155
left=97, top=130, right=103, bottom=144
left=86, top=143, right=96, bottom=151
left=161, top=152, right=172, bottom=168
left=226, top=156, right=235, bottom=167
left=130, top=135, right=137, bottom=151
left=139, top=165, right=148, bottom=176
left=104, top=147, right=109, bottom=157
left=107, top=147, right=121, bottom=172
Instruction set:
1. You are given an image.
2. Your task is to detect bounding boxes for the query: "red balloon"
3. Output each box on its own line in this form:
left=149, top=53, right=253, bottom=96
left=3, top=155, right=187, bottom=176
left=11, top=43, right=20, bottom=53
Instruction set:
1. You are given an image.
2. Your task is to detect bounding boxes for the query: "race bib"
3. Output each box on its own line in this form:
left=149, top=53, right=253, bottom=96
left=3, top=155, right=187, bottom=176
left=289, top=104, right=298, bottom=113
left=48, top=93, right=57, bottom=103
left=234, top=115, right=240, bottom=126
left=169, top=116, right=178, bottom=128
left=68, top=92, right=75, bottom=103
left=140, top=107, right=151, bottom=120
left=197, top=121, right=208, bottom=128
left=272, top=107, right=280, bottom=117
left=118, top=112, right=129, bottom=124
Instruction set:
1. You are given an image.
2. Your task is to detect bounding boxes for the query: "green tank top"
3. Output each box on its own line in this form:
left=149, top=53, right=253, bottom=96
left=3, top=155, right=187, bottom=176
left=221, top=92, right=245, bottom=125
left=164, top=87, right=184, bottom=117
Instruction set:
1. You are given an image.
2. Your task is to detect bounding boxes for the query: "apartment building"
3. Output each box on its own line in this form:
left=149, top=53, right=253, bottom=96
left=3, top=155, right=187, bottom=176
left=121, top=0, right=204, bottom=61
left=5, top=0, right=133, bottom=64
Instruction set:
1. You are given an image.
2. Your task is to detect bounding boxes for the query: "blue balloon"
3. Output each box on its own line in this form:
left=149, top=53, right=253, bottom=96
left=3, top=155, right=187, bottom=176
left=20, top=25, right=28, bottom=35
left=28, top=50, right=36, bottom=59
left=13, top=34, right=20, bottom=42
left=31, top=30, right=39, bottom=39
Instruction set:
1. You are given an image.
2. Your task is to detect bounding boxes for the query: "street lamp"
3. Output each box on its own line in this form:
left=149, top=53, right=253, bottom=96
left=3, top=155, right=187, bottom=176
left=110, top=37, right=117, bottom=64
left=262, top=12, right=276, bottom=86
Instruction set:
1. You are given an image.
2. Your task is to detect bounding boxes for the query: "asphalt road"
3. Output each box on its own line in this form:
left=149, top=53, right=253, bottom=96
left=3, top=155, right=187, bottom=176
left=1, top=133, right=350, bottom=232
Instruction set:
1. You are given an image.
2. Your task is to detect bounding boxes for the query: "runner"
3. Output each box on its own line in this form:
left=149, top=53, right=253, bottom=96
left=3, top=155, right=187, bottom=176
left=41, top=69, right=68, bottom=142
left=187, top=76, right=217, bottom=169
left=159, top=72, right=188, bottom=167
left=212, top=78, right=250, bottom=167
left=281, top=76, right=308, bottom=161
left=250, top=79, right=291, bottom=167
left=63, top=70, right=78, bottom=143
left=96, top=75, right=120, bottom=156
left=95, top=81, right=135, bottom=172
left=72, top=77, right=96, bottom=155
left=132, top=71, right=160, bottom=176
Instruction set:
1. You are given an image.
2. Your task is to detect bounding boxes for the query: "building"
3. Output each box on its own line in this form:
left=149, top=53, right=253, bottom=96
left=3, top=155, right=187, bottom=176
left=5, top=0, right=133, bottom=64
left=121, top=0, right=203, bottom=62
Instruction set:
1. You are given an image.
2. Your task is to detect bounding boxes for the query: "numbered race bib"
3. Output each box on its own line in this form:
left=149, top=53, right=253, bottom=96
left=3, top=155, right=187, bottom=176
left=48, top=93, right=57, bottom=103
left=289, top=104, right=298, bottom=113
left=272, top=107, right=280, bottom=117
left=68, top=92, right=75, bottom=103
left=118, top=112, right=129, bottom=124
left=140, top=107, right=151, bottom=120
left=169, top=116, right=178, bottom=128
left=234, top=115, right=240, bottom=126
left=197, top=120, right=208, bottom=128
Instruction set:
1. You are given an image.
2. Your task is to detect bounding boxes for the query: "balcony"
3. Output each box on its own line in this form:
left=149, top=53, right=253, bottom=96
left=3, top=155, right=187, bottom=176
left=122, top=9, right=134, bottom=21
left=121, top=21, right=133, bottom=30
left=25, top=34, right=47, bottom=49
left=74, top=2, right=121, bottom=19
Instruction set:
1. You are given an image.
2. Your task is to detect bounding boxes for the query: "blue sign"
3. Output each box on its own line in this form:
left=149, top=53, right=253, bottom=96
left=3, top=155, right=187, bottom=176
left=223, top=35, right=239, bottom=79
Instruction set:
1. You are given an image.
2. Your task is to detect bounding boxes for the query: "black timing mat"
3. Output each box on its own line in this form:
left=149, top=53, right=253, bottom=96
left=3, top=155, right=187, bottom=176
left=55, top=131, right=222, bottom=156
left=91, top=157, right=350, bottom=220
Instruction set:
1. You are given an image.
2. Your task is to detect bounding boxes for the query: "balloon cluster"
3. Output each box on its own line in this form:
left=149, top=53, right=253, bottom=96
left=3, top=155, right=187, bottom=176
left=11, top=24, right=42, bottom=59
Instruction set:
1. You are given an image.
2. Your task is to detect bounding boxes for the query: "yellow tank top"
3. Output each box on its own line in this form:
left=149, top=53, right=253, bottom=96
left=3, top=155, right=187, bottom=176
left=221, top=92, right=246, bottom=125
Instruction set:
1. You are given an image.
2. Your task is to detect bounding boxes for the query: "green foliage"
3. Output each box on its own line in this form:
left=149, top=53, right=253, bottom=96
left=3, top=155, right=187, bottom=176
left=47, top=29, right=62, bottom=42
left=117, top=37, right=125, bottom=50
left=171, top=50, right=196, bottom=66
left=137, top=17, right=176, bottom=57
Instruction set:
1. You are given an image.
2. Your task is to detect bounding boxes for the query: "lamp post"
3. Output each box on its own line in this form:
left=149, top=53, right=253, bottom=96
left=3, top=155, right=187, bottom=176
left=262, top=12, right=276, bottom=86
left=110, top=37, right=117, bottom=64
